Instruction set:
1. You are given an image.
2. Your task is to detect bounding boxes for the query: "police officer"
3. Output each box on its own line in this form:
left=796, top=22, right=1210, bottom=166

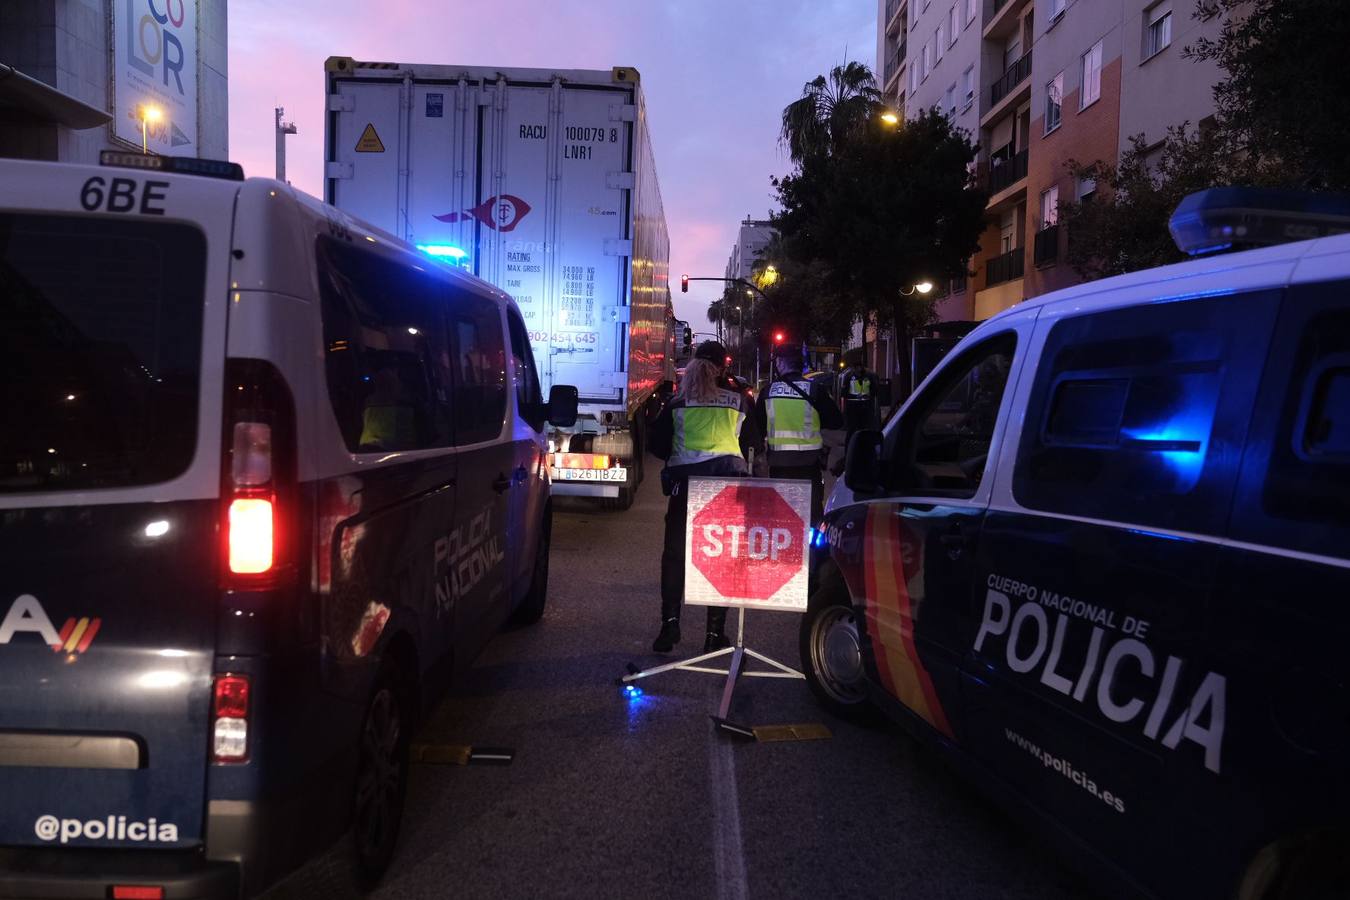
left=838, top=352, right=881, bottom=440
left=648, top=341, right=762, bottom=654
left=755, top=342, right=843, bottom=524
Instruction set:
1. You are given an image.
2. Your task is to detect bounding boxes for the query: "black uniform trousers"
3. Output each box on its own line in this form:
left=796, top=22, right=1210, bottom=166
left=660, top=479, right=728, bottom=633
left=768, top=464, right=825, bottom=525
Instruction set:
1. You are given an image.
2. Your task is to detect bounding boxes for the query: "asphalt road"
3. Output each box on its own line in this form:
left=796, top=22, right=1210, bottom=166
left=267, top=462, right=1098, bottom=900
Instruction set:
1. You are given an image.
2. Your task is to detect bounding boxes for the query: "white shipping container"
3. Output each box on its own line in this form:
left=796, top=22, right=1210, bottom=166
left=322, top=59, right=672, bottom=434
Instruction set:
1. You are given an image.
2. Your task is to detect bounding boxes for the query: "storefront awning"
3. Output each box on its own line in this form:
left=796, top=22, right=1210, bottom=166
left=0, top=62, right=111, bottom=129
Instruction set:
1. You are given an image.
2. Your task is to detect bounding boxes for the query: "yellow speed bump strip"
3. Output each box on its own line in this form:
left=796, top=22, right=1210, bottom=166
left=750, top=723, right=832, bottom=743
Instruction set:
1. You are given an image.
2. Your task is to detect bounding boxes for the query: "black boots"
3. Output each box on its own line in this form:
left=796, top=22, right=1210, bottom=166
left=703, top=631, right=731, bottom=652
left=652, top=618, right=680, bottom=652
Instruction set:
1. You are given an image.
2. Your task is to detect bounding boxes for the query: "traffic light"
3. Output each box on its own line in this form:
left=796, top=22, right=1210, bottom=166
left=680, top=274, right=689, bottom=293
left=683, top=326, right=693, bottom=351
left=773, top=330, right=786, bottom=344
left=724, top=355, right=733, bottom=366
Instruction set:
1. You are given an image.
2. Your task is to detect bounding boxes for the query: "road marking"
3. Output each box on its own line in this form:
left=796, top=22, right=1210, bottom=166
left=708, top=737, right=749, bottom=900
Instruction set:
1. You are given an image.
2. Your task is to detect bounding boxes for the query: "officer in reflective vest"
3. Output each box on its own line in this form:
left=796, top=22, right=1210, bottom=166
left=648, top=341, right=762, bottom=654
left=839, top=355, right=881, bottom=435
left=755, top=342, right=843, bottom=524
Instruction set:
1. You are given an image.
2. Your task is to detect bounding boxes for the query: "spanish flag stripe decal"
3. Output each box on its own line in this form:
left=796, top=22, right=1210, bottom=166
left=63, top=618, right=89, bottom=653
left=863, top=506, right=954, bottom=738
left=75, top=618, right=101, bottom=653
left=53, top=618, right=76, bottom=651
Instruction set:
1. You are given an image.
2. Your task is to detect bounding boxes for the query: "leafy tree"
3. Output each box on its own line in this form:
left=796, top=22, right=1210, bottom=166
left=773, top=105, right=987, bottom=393
left=1187, top=0, right=1350, bottom=191
left=1060, top=0, right=1350, bottom=279
left=1059, top=126, right=1229, bottom=280
left=780, top=61, right=884, bottom=164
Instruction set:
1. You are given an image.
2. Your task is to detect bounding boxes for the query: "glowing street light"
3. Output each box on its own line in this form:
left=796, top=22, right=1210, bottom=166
left=914, top=280, right=934, bottom=294
left=879, top=110, right=900, bottom=126
left=137, top=104, right=163, bottom=154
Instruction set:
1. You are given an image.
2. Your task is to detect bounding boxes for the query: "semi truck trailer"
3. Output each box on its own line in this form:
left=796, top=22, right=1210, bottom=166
left=324, top=58, right=673, bottom=508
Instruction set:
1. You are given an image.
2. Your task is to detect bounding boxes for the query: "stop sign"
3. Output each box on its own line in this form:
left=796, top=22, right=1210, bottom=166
left=684, top=478, right=811, bottom=611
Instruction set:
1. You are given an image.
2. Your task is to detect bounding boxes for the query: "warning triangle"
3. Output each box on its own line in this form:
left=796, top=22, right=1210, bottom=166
left=355, top=123, right=385, bottom=153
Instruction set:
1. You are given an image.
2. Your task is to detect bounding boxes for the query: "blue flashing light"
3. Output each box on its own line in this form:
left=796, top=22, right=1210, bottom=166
left=1169, top=187, right=1350, bottom=256
left=416, top=243, right=468, bottom=260
left=623, top=684, right=643, bottom=699
left=809, top=526, right=829, bottom=550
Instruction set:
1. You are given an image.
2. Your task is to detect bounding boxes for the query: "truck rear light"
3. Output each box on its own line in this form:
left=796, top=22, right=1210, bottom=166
left=228, top=498, right=274, bottom=574
left=212, top=674, right=250, bottom=763
left=112, top=887, right=164, bottom=900
left=231, top=422, right=273, bottom=485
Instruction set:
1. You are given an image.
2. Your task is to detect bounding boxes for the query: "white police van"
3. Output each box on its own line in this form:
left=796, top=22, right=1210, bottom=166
left=806, top=189, right=1350, bottom=899
left=0, top=152, right=577, bottom=897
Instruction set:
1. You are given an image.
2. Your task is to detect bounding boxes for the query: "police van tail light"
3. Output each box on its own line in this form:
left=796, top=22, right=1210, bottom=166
left=212, top=673, right=250, bottom=763
left=222, top=360, right=296, bottom=590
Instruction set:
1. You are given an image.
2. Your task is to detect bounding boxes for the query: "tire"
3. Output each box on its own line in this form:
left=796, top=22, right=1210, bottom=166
left=510, top=504, right=552, bottom=626
left=799, top=587, right=877, bottom=723
left=351, top=662, right=412, bottom=889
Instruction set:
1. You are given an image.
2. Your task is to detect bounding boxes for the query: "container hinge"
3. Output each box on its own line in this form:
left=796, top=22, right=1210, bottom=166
left=604, top=306, right=632, bottom=324
left=327, top=94, right=355, bottom=112
left=606, top=172, right=635, bottom=190
left=326, top=161, right=354, bottom=179
left=603, top=238, right=633, bottom=257
left=609, top=103, right=637, bottom=123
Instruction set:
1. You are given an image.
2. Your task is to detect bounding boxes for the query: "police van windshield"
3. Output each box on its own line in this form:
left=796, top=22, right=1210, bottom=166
left=0, top=213, right=207, bottom=493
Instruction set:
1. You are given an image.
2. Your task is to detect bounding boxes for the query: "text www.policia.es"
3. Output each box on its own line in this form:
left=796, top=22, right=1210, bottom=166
left=1004, top=728, right=1126, bottom=814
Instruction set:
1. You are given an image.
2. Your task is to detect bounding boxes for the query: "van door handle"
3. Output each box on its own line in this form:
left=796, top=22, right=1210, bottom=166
left=492, top=474, right=512, bottom=494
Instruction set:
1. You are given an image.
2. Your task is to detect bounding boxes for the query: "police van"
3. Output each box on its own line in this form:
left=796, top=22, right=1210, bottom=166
left=0, top=152, right=577, bottom=897
left=804, top=189, right=1350, bottom=899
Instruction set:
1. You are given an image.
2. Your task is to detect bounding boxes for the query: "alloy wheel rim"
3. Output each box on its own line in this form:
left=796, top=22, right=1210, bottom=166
left=355, top=687, right=402, bottom=859
left=812, top=606, right=866, bottom=704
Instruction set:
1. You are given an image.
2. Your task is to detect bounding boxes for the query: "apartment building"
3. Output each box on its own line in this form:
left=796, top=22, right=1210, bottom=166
left=877, top=0, right=1230, bottom=324
left=725, top=217, right=777, bottom=284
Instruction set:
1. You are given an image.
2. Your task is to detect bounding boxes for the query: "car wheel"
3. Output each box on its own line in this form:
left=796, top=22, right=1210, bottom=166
left=510, top=505, right=551, bottom=626
left=800, top=594, right=876, bottom=722
left=352, top=664, right=410, bottom=888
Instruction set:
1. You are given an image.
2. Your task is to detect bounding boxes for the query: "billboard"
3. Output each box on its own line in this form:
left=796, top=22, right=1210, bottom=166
left=113, top=0, right=198, bottom=155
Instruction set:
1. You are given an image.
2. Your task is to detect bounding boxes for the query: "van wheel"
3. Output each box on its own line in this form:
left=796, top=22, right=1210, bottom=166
left=800, top=591, right=876, bottom=723
left=352, top=664, right=411, bottom=888
left=511, top=505, right=551, bottom=626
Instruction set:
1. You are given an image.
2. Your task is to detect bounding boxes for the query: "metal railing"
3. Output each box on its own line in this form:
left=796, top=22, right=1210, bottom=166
left=987, top=148, right=1028, bottom=194
left=986, top=247, right=1025, bottom=285
left=1033, top=224, right=1060, bottom=265
left=990, top=51, right=1032, bottom=106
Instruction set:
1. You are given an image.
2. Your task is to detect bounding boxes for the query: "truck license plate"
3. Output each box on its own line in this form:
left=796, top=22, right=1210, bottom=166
left=555, top=467, right=628, bottom=482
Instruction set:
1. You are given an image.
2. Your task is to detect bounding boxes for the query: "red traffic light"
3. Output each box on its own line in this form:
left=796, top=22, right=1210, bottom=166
left=724, top=355, right=733, bottom=366
left=773, top=331, right=785, bottom=343
left=680, top=274, right=689, bottom=293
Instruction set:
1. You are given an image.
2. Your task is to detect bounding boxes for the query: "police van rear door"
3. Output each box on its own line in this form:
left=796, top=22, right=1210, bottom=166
left=0, top=159, right=234, bottom=851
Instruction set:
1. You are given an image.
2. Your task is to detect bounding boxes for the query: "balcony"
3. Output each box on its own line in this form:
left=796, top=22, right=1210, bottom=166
left=884, top=42, right=907, bottom=86
left=990, top=51, right=1032, bottom=106
left=885, top=0, right=906, bottom=32
left=987, top=148, right=1028, bottom=195
left=1033, top=224, right=1060, bottom=266
left=986, top=247, right=1025, bottom=286
left=984, top=0, right=1030, bottom=39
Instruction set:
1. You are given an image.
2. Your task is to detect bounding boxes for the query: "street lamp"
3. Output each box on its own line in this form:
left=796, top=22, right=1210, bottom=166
left=880, top=110, right=900, bottom=126
left=900, top=280, right=934, bottom=296
left=137, top=104, right=162, bottom=154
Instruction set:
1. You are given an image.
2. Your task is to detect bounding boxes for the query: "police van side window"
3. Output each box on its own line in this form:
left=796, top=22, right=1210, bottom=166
left=448, top=290, right=508, bottom=445
left=316, top=237, right=454, bottom=453
left=885, top=333, right=1016, bottom=498
left=506, top=308, right=544, bottom=428
left=1014, top=293, right=1280, bottom=534
left=1230, top=283, right=1350, bottom=559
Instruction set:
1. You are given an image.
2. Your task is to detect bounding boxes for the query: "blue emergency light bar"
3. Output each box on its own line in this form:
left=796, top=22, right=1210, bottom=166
left=416, top=244, right=468, bottom=260
left=1169, top=187, right=1350, bottom=256
left=99, top=150, right=244, bottom=182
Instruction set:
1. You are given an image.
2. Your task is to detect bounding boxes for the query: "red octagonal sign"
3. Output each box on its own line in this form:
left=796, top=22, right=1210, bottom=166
left=686, top=479, right=810, bottom=610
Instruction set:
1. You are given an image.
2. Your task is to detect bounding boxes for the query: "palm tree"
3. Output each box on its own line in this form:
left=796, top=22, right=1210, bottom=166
left=780, top=61, right=885, bottom=164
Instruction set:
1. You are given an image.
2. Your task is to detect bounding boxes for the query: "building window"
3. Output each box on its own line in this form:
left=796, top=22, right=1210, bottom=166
left=965, top=0, right=977, bottom=28
left=923, top=40, right=932, bottom=79
left=910, top=59, right=920, bottom=95
left=1045, top=72, right=1063, bottom=133
left=1040, top=186, right=1059, bottom=227
left=936, top=24, right=944, bottom=62
left=1049, top=0, right=1067, bottom=21
left=962, top=65, right=975, bottom=106
left=1081, top=40, right=1103, bottom=109
left=1077, top=175, right=1098, bottom=200
left=945, top=84, right=957, bottom=117
left=1144, top=3, right=1173, bottom=60
left=949, top=5, right=960, bottom=45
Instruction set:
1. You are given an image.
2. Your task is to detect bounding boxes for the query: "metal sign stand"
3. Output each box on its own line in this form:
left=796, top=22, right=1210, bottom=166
left=621, top=607, right=804, bottom=738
